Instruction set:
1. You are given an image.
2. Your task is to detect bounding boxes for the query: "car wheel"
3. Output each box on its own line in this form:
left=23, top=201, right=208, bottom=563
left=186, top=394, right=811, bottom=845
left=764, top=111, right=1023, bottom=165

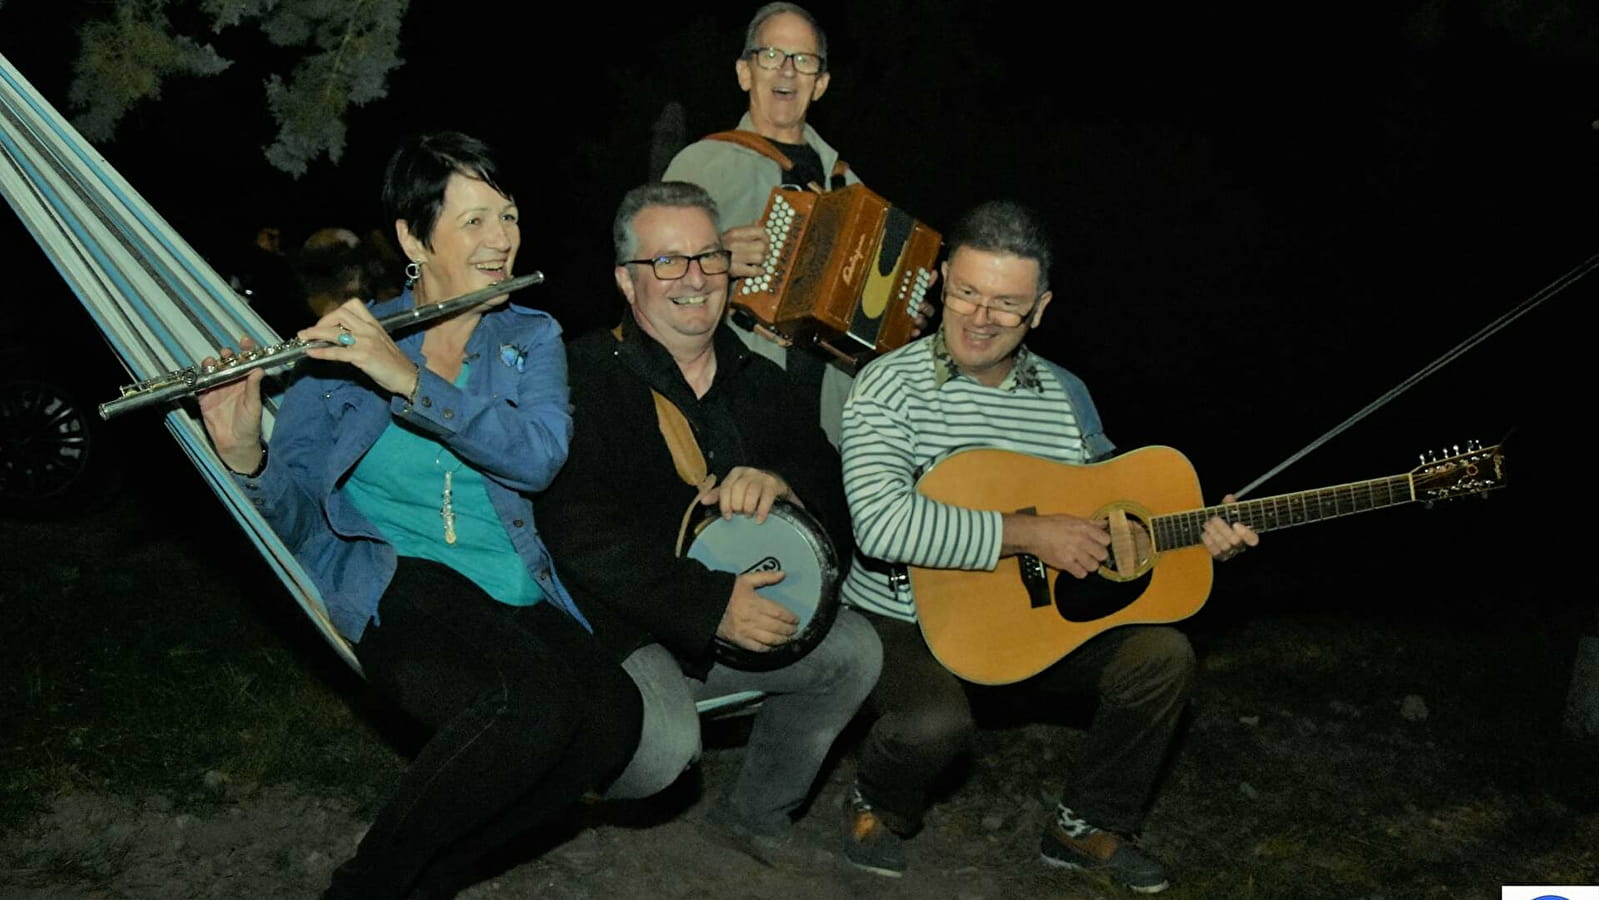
left=0, top=376, right=118, bottom=516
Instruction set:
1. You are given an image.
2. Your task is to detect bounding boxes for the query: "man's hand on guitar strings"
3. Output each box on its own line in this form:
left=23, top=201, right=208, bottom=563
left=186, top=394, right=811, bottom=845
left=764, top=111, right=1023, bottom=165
left=718, top=570, right=799, bottom=651
left=1203, top=493, right=1260, bottom=562
left=1001, top=512, right=1111, bottom=579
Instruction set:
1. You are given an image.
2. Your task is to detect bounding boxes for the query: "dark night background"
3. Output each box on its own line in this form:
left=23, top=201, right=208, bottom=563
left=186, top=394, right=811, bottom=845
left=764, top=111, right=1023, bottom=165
left=3, top=1, right=1595, bottom=632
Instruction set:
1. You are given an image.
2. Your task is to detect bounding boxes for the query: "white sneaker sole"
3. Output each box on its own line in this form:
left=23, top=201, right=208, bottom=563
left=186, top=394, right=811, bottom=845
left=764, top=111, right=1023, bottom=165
left=1040, top=851, right=1170, bottom=894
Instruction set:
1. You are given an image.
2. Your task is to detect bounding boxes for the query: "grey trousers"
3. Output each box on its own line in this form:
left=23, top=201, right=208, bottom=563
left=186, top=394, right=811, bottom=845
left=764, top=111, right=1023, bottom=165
left=606, top=609, right=882, bottom=832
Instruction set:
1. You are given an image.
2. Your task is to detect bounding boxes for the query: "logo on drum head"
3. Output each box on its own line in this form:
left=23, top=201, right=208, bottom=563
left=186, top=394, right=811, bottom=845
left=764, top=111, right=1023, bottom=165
left=742, top=556, right=781, bottom=574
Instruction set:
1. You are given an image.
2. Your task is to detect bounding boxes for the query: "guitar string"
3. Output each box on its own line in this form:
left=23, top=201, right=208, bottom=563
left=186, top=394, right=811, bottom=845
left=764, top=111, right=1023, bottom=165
left=1155, top=475, right=1412, bottom=548
left=1235, top=248, right=1599, bottom=499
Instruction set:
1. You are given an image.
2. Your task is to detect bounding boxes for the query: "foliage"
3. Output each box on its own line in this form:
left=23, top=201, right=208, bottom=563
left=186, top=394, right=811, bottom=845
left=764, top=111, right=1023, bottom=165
left=1406, top=0, right=1599, bottom=55
left=69, top=0, right=409, bottom=178
left=68, top=2, right=232, bottom=143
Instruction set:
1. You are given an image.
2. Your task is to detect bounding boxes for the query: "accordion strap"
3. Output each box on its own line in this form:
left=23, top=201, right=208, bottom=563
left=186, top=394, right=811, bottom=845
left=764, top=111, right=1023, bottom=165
left=703, top=130, right=851, bottom=186
left=705, top=130, right=794, bottom=170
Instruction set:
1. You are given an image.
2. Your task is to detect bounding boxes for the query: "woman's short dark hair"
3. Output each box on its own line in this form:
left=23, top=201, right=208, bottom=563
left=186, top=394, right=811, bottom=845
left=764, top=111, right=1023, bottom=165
left=381, top=131, right=511, bottom=250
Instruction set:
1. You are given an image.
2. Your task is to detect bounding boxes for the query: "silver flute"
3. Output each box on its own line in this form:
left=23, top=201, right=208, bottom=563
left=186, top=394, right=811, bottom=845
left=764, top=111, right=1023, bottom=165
left=99, top=272, right=544, bottom=420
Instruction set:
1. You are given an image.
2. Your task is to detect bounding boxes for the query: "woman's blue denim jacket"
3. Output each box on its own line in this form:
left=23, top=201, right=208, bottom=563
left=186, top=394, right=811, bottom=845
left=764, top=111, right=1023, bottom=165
left=236, top=291, right=585, bottom=643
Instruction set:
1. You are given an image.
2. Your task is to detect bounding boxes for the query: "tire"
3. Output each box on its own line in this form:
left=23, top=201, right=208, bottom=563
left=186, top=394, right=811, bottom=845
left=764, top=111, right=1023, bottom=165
left=0, top=375, right=120, bottom=517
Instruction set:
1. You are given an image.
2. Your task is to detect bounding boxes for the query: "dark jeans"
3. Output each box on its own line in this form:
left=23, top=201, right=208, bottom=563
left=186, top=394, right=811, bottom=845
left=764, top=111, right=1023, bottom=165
left=855, top=611, right=1195, bottom=836
left=324, top=558, right=642, bottom=900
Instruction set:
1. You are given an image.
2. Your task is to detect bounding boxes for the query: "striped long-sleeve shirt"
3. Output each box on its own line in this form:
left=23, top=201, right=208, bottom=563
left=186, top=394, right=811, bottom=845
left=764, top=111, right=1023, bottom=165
left=839, top=333, right=1113, bottom=622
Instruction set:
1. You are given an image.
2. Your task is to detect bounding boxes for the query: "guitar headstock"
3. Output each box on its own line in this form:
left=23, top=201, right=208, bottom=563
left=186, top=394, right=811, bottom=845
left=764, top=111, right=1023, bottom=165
left=1409, top=441, right=1506, bottom=502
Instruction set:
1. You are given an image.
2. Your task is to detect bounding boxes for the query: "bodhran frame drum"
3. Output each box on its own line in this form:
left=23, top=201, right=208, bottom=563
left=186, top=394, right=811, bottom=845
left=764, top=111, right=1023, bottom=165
left=680, top=500, right=841, bottom=672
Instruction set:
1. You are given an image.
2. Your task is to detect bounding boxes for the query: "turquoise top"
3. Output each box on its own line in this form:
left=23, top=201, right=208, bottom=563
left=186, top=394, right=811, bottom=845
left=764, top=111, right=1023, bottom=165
left=343, top=363, right=543, bottom=607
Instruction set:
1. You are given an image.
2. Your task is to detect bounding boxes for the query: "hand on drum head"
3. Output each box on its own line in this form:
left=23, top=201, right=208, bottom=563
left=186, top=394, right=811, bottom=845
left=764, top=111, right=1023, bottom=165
left=716, top=569, right=799, bottom=653
left=699, top=465, right=796, bottom=523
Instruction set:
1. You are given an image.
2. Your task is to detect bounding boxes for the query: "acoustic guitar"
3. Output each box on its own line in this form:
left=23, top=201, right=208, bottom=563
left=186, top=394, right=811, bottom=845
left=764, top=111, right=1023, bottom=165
left=909, top=442, right=1506, bottom=685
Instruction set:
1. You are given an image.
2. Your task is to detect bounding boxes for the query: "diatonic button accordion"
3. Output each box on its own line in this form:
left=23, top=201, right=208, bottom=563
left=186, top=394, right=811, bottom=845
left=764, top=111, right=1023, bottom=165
left=737, top=184, right=940, bottom=367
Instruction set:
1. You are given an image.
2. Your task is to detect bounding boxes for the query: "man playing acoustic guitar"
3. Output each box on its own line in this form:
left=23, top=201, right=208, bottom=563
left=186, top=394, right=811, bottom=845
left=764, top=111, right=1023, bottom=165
left=836, top=200, right=1259, bottom=892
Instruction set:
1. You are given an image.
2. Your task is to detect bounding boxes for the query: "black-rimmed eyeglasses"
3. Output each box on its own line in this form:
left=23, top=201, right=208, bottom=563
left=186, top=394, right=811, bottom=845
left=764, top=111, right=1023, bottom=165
left=746, top=46, right=826, bottom=75
left=620, top=250, right=733, bottom=280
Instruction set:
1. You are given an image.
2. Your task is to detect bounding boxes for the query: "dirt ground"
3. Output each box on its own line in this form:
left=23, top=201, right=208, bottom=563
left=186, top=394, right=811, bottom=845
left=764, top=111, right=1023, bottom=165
left=5, top=614, right=1597, bottom=900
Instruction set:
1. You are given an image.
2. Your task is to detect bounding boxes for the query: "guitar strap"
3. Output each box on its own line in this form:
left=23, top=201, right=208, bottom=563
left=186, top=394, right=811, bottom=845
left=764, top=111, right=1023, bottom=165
left=1036, top=358, right=1117, bottom=462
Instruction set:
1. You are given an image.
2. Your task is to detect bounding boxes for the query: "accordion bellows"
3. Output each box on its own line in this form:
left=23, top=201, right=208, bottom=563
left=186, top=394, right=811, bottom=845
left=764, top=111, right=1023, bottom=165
left=738, top=184, right=941, bottom=367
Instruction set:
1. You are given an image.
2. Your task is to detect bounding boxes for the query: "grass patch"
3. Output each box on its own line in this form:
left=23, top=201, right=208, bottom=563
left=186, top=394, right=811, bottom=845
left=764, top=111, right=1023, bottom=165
left=0, top=469, right=402, bottom=829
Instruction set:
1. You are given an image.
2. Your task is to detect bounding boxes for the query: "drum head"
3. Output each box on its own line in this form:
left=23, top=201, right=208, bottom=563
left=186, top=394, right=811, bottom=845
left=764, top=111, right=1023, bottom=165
left=684, top=500, right=840, bottom=672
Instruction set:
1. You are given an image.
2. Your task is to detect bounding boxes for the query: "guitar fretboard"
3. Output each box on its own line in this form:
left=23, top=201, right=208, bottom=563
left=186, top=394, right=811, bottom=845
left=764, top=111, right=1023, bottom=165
left=1151, top=474, right=1413, bottom=551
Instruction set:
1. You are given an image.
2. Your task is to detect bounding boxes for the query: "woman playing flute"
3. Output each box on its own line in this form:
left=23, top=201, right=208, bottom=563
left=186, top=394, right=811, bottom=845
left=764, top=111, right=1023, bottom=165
left=197, top=130, right=640, bottom=900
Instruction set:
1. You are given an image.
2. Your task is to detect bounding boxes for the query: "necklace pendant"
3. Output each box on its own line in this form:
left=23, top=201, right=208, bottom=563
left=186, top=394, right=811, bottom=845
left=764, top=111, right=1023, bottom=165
left=441, top=470, right=457, bottom=545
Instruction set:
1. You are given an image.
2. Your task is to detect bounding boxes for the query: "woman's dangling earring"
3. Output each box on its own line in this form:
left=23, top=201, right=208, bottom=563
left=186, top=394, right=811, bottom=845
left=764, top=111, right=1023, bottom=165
left=405, top=260, right=422, bottom=288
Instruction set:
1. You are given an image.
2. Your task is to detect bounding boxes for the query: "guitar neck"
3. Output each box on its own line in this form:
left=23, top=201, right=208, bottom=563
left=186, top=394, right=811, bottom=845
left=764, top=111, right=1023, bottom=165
left=1151, top=473, right=1414, bottom=550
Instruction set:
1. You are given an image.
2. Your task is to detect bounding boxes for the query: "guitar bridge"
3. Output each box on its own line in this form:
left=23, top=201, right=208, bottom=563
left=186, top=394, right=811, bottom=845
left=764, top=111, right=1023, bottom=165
left=1018, top=554, right=1050, bottom=608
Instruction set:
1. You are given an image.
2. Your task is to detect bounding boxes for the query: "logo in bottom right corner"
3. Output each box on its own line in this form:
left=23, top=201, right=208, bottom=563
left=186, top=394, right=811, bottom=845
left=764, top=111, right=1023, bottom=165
left=1502, top=888, right=1599, bottom=900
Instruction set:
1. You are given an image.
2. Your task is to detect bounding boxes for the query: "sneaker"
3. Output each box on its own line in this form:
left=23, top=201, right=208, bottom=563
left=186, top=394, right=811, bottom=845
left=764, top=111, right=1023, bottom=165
left=699, top=803, right=816, bottom=870
left=1040, top=821, right=1170, bottom=894
left=841, top=788, right=906, bottom=878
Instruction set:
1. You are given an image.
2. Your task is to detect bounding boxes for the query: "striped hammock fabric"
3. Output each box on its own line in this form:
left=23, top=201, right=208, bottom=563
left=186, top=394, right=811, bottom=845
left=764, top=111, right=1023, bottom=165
left=0, top=51, right=360, bottom=671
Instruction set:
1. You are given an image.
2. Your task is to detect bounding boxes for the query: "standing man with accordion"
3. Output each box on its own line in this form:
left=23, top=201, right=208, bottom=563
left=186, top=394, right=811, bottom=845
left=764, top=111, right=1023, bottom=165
left=664, top=2, right=932, bottom=448
left=534, top=182, right=881, bottom=865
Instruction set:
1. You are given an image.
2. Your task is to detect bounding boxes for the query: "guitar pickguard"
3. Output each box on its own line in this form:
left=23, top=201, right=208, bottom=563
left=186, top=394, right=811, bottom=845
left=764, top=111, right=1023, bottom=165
left=1054, top=571, right=1151, bottom=623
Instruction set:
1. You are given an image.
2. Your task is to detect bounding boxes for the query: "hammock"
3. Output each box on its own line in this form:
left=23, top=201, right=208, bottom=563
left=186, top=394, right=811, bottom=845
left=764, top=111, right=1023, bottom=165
left=0, top=52, right=761, bottom=717
left=0, top=51, right=359, bottom=672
